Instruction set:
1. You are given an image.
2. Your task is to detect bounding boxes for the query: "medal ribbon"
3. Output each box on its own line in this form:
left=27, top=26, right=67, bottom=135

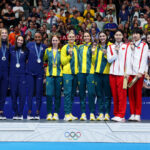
left=35, top=43, right=42, bottom=60
left=16, top=49, right=21, bottom=64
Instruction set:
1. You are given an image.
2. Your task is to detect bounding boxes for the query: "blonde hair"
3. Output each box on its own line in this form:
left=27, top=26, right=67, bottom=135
left=0, top=28, right=9, bottom=49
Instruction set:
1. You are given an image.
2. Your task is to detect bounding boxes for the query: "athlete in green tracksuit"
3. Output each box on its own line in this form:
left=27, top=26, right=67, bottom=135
left=78, top=32, right=97, bottom=121
left=44, top=35, right=62, bottom=121
left=95, top=31, right=112, bottom=121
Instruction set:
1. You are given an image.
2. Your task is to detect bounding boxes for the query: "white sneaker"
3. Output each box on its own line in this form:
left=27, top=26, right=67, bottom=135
left=80, top=113, right=87, bottom=121
left=111, top=116, right=120, bottom=121
left=27, top=115, right=34, bottom=120
left=64, top=114, right=72, bottom=121
left=0, top=113, right=6, bottom=120
left=34, top=115, right=40, bottom=120
left=104, top=113, right=110, bottom=121
left=70, top=113, right=78, bottom=120
left=46, top=113, right=52, bottom=120
left=0, top=116, right=6, bottom=120
left=97, top=113, right=104, bottom=121
left=1, top=116, right=6, bottom=120
left=18, top=116, right=23, bottom=120
left=134, top=115, right=141, bottom=122
left=52, top=113, right=59, bottom=120
left=13, top=116, right=18, bottom=120
left=115, top=117, right=126, bottom=122
left=90, top=113, right=96, bottom=121
left=128, top=114, right=135, bottom=121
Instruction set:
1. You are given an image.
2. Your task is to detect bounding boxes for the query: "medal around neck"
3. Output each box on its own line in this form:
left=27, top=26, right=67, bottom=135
left=37, top=58, right=41, bottom=63
left=2, top=56, right=6, bottom=61
left=16, top=63, right=20, bottom=68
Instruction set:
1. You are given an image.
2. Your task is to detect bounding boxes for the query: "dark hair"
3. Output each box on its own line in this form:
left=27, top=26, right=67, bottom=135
left=112, top=29, right=124, bottom=43
left=114, top=29, right=124, bottom=35
left=15, top=35, right=26, bottom=51
left=132, top=27, right=143, bottom=36
left=98, top=31, right=109, bottom=47
left=48, top=35, right=61, bottom=49
left=34, top=31, right=42, bottom=37
left=146, top=32, right=150, bottom=49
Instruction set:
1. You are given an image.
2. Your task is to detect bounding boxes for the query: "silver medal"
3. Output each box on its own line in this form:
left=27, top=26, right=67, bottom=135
left=2, top=57, right=6, bottom=61
left=37, top=58, right=41, bottom=63
left=16, top=63, right=20, bottom=68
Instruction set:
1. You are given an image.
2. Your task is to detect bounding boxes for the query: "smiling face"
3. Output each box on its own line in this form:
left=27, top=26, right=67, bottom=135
left=147, top=34, right=150, bottom=44
left=68, top=32, right=75, bottom=45
left=99, top=32, right=107, bottom=44
left=132, top=33, right=141, bottom=42
left=114, top=31, right=123, bottom=43
left=84, top=32, right=91, bottom=43
left=34, top=32, right=42, bottom=44
left=52, top=36, right=60, bottom=48
left=17, top=36, right=24, bottom=47
left=1, top=29, right=8, bottom=41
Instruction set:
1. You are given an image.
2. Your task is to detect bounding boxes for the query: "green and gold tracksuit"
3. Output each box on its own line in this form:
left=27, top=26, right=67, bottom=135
left=95, top=43, right=112, bottom=114
left=61, top=43, right=78, bottom=114
left=78, top=43, right=97, bottom=113
left=44, top=47, right=63, bottom=114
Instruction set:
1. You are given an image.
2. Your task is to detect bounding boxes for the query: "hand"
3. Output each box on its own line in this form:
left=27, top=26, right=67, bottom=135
left=130, top=42, right=135, bottom=50
left=137, top=73, right=142, bottom=78
left=92, top=46, right=96, bottom=54
left=124, top=74, right=129, bottom=79
left=68, top=48, right=73, bottom=56
left=103, top=49, right=107, bottom=54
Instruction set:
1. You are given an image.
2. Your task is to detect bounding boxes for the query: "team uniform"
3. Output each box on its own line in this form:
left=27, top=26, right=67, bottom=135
left=107, top=42, right=130, bottom=122
left=26, top=41, right=47, bottom=119
left=0, top=41, right=9, bottom=119
left=78, top=43, right=97, bottom=120
left=95, top=42, right=112, bottom=120
left=61, top=43, right=78, bottom=121
left=44, top=47, right=62, bottom=120
left=9, top=46, right=28, bottom=119
left=127, top=40, right=148, bottom=121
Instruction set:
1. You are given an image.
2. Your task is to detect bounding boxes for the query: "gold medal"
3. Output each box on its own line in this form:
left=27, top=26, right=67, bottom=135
left=53, top=64, right=57, bottom=68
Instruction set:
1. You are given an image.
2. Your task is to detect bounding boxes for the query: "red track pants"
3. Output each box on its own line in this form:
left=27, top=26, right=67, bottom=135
left=128, top=75, right=144, bottom=115
left=109, top=75, right=127, bottom=118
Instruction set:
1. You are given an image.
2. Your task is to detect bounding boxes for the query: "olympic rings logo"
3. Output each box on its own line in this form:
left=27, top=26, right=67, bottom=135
left=64, top=131, right=81, bottom=140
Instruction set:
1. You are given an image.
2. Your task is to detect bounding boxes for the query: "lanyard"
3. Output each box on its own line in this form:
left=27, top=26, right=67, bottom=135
left=1, top=45, right=6, bottom=57
left=100, top=44, right=106, bottom=50
left=134, top=40, right=142, bottom=48
left=35, top=43, right=42, bottom=59
left=16, top=49, right=21, bottom=64
left=52, top=49, right=58, bottom=64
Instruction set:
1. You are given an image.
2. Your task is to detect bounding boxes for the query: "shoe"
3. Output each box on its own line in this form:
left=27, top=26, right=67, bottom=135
left=18, top=116, right=23, bottom=120
left=34, top=115, right=40, bottom=120
left=13, top=116, right=18, bottom=120
left=90, top=113, right=96, bottom=121
left=27, top=115, right=34, bottom=120
left=64, top=114, right=72, bottom=121
left=70, top=113, right=78, bottom=120
left=114, top=117, right=126, bottom=122
left=134, top=115, right=141, bottom=122
left=111, top=116, right=120, bottom=121
left=52, top=113, right=59, bottom=121
left=80, top=113, right=87, bottom=121
left=46, top=113, right=52, bottom=120
left=0, top=113, right=6, bottom=120
left=97, top=113, right=104, bottom=121
left=104, top=113, right=110, bottom=121
left=128, top=114, right=135, bottom=121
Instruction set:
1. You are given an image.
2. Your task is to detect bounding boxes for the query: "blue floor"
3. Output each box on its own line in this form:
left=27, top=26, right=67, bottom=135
left=1, top=142, right=150, bottom=150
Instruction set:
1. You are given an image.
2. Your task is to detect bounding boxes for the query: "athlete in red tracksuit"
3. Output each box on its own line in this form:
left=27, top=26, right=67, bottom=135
left=107, top=30, right=131, bottom=122
left=127, top=28, right=149, bottom=122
